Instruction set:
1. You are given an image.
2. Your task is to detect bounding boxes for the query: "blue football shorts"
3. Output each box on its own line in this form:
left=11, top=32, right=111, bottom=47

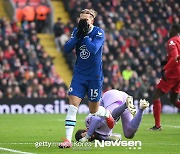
left=68, top=79, right=103, bottom=102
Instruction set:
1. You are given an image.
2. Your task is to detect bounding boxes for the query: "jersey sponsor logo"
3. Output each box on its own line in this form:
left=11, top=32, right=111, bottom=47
left=79, top=45, right=90, bottom=59
left=169, top=40, right=175, bottom=46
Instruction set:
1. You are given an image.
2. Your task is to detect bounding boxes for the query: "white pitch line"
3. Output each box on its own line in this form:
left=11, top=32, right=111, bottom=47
left=0, top=143, right=34, bottom=145
left=142, top=123, right=180, bottom=128
left=58, top=119, right=180, bottom=128
left=143, top=143, right=180, bottom=146
left=0, top=147, right=34, bottom=154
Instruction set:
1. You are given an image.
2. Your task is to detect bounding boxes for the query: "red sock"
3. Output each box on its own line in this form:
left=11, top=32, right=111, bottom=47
left=153, top=100, right=161, bottom=128
left=174, top=101, right=180, bottom=109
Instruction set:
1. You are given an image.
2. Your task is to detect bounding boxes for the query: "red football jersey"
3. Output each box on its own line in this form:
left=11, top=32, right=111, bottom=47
left=164, top=35, right=180, bottom=79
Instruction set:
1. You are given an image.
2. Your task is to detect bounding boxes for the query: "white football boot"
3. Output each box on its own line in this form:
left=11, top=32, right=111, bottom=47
left=126, top=96, right=137, bottom=116
left=139, top=99, right=149, bottom=110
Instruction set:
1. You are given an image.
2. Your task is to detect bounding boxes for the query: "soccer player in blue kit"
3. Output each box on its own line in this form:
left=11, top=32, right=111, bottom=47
left=59, top=9, right=114, bottom=148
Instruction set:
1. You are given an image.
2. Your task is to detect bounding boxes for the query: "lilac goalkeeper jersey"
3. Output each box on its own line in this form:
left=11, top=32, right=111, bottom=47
left=100, top=89, right=128, bottom=111
left=85, top=90, right=129, bottom=137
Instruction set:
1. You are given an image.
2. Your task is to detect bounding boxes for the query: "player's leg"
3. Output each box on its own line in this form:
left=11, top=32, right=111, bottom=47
left=121, top=111, right=134, bottom=138
left=88, top=80, right=115, bottom=129
left=170, top=81, right=180, bottom=109
left=121, top=100, right=149, bottom=138
left=64, top=96, right=81, bottom=143
left=150, top=88, right=165, bottom=130
left=89, top=101, right=100, bottom=113
left=150, top=78, right=178, bottom=130
left=170, top=92, right=180, bottom=108
left=87, top=80, right=103, bottom=114
left=59, top=79, right=86, bottom=148
left=112, top=102, right=128, bottom=121
left=112, top=96, right=136, bottom=121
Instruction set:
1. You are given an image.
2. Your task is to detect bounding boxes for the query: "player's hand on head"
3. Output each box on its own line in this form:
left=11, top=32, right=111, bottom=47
left=76, top=19, right=90, bottom=38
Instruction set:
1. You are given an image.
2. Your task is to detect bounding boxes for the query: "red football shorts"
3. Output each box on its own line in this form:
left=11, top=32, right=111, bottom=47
left=156, top=78, right=180, bottom=93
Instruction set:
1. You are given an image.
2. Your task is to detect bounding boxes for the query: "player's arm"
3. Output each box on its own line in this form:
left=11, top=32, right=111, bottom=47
left=64, top=29, right=79, bottom=53
left=83, top=29, right=105, bottom=54
left=87, top=116, right=103, bottom=137
left=164, top=41, right=180, bottom=70
left=80, top=116, right=103, bottom=142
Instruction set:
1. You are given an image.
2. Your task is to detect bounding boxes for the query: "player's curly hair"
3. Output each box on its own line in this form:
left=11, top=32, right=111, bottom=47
left=75, top=129, right=87, bottom=141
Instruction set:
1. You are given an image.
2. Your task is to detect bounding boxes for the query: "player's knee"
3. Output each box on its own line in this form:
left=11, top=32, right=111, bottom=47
left=170, top=97, right=178, bottom=105
left=89, top=102, right=99, bottom=114
left=68, top=95, right=81, bottom=107
left=124, top=131, right=134, bottom=139
left=89, top=108, right=95, bottom=114
left=152, top=89, right=164, bottom=101
left=124, top=134, right=134, bottom=139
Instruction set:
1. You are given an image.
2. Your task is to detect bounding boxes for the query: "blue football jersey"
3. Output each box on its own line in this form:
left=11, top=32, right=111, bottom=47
left=64, top=26, right=105, bottom=80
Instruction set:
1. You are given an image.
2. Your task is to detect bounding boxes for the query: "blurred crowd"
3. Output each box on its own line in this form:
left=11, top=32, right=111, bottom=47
left=1, top=0, right=179, bottom=100
left=0, top=17, right=67, bottom=98
left=54, top=0, right=179, bottom=100
left=14, top=0, right=50, bottom=33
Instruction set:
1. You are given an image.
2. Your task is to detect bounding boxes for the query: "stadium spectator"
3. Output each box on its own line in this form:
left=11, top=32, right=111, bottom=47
left=122, top=66, right=133, bottom=87
left=35, top=3, right=50, bottom=33
left=0, top=17, right=68, bottom=99
left=22, top=5, right=35, bottom=22
left=53, top=18, right=64, bottom=51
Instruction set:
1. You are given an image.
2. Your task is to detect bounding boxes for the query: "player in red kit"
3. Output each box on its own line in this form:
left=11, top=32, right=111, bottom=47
left=150, top=24, right=180, bottom=130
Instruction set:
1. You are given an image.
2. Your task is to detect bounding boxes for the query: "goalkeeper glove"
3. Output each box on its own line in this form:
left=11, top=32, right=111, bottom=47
left=79, top=134, right=90, bottom=142
left=76, top=19, right=90, bottom=38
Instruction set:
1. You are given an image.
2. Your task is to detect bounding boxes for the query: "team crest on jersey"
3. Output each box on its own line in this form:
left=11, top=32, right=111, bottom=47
left=96, top=31, right=103, bottom=37
left=69, top=87, right=73, bottom=92
left=169, top=40, right=175, bottom=46
left=79, top=45, right=90, bottom=59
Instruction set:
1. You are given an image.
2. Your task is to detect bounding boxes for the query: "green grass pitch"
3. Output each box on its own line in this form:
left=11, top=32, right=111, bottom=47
left=0, top=114, right=179, bottom=154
